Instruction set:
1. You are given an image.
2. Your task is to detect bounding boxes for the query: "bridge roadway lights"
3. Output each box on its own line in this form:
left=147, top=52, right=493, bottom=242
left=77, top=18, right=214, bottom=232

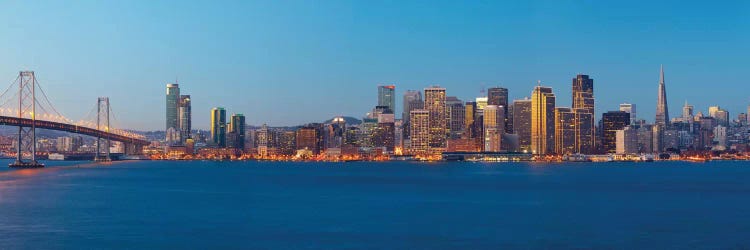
left=9, top=160, right=44, bottom=168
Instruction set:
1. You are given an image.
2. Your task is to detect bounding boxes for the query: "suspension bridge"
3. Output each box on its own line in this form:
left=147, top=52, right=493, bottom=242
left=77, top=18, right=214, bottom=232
left=1, top=71, right=149, bottom=168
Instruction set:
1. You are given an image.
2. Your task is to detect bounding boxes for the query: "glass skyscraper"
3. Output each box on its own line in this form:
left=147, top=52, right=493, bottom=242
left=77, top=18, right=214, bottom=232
left=378, top=85, right=396, bottom=113
left=166, top=83, right=180, bottom=143
left=211, top=107, right=227, bottom=147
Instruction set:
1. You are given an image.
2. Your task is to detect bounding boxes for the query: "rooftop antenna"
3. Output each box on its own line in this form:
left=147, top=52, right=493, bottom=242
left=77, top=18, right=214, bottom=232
left=479, top=83, right=486, bottom=97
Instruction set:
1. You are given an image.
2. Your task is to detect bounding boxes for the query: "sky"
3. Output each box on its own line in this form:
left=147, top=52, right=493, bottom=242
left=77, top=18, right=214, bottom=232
left=0, top=0, right=748, bottom=130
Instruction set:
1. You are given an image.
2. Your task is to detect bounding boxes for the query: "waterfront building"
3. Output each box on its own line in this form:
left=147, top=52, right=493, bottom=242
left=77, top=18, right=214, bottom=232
left=601, top=111, right=631, bottom=153
left=573, top=108, right=595, bottom=154
left=409, top=109, right=430, bottom=155
left=531, top=85, right=555, bottom=155
left=425, top=86, right=447, bottom=152
left=637, top=124, right=654, bottom=153
left=615, top=126, right=638, bottom=154
left=296, top=125, right=321, bottom=155
left=210, top=107, right=227, bottom=147
left=512, top=98, right=532, bottom=152
left=483, top=105, right=504, bottom=152
left=554, top=107, right=576, bottom=155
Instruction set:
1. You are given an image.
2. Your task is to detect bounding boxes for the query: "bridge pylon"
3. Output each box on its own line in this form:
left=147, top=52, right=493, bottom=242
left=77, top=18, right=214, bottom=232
left=10, top=71, right=43, bottom=168
left=94, top=97, right=111, bottom=162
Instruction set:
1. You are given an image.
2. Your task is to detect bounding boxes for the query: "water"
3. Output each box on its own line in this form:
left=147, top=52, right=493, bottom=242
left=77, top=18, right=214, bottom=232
left=1, top=160, right=750, bottom=249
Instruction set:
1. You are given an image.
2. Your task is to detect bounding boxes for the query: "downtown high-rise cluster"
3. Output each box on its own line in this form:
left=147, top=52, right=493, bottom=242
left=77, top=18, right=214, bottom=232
left=164, top=66, right=750, bottom=159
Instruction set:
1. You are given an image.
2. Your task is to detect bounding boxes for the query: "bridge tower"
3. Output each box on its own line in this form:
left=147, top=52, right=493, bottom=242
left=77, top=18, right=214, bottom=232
left=94, top=97, right=111, bottom=162
left=10, top=71, right=44, bottom=168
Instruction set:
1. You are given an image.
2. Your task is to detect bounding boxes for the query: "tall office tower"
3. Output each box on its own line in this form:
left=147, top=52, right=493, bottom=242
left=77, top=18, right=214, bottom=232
left=409, top=109, right=430, bottom=155
left=747, top=105, right=750, bottom=125
left=179, top=95, right=192, bottom=141
left=531, top=86, right=556, bottom=155
left=374, top=112, right=396, bottom=152
left=446, top=96, right=465, bottom=139
left=513, top=98, right=532, bottom=152
left=619, top=103, right=636, bottom=125
left=573, top=108, right=595, bottom=154
left=655, top=65, right=670, bottom=127
left=378, top=85, right=396, bottom=113
left=554, top=107, right=576, bottom=155
left=278, top=131, right=297, bottom=156
left=402, top=90, right=423, bottom=142
left=464, top=101, right=478, bottom=137
left=424, top=86, right=447, bottom=152
left=483, top=105, right=504, bottom=152
left=682, top=101, right=694, bottom=121
left=210, top=107, right=227, bottom=147
left=256, top=124, right=269, bottom=155
left=714, top=109, right=729, bottom=127
left=572, top=74, right=596, bottom=152
left=488, top=87, right=510, bottom=133
left=637, top=124, right=654, bottom=153
left=166, top=83, right=180, bottom=143
left=601, top=111, right=631, bottom=153
left=230, top=114, right=246, bottom=150
left=296, top=125, right=320, bottom=154
left=475, top=97, right=488, bottom=111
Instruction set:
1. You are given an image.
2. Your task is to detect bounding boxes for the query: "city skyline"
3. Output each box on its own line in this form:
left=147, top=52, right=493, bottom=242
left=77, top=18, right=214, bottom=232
left=0, top=1, right=748, bottom=130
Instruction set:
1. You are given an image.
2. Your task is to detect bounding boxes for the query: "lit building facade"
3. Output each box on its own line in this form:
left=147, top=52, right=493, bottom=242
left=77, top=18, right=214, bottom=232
left=513, top=98, right=532, bottom=152
left=210, top=107, right=227, bottom=147
left=531, top=86, right=555, bottom=155
left=409, top=109, right=430, bottom=155
left=602, top=111, right=631, bottom=153
left=424, top=87, right=447, bottom=152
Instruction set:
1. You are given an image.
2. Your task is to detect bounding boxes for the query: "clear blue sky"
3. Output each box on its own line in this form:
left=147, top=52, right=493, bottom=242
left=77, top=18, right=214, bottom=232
left=0, top=0, right=748, bottom=130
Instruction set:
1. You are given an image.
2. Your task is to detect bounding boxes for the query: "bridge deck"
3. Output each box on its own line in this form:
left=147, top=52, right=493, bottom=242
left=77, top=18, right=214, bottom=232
left=0, top=116, right=150, bottom=146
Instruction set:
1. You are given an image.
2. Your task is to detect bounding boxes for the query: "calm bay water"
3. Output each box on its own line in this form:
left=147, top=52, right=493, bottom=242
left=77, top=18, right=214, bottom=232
left=1, top=160, right=750, bottom=249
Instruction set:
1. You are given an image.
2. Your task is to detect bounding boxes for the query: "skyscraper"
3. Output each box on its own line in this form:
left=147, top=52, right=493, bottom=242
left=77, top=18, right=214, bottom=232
left=513, top=98, right=532, bottom=152
left=424, top=86, right=447, bottom=152
left=210, top=107, right=227, bottom=147
left=483, top=105, right=504, bottom=152
left=655, top=65, right=670, bottom=127
left=554, top=107, right=576, bottom=155
left=531, top=85, right=555, bottom=155
left=602, top=111, right=631, bottom=153
left=572, top=74, right=596, bottom=152
left=166, top=83, right=180, bottom=143
left=409, top=109, right=430, bottom=155
left=378, top=85, right=396, bottom=113
left=487, top=87, right=510, bottom=133
left=446, top=96, right=465, bottom=139
left=619, top=103, right=636, bottom=125
left=402, top=90, right=423, bottom=143
left=230, top=114, right=246, bottom=150
left=179, top=95, right=191, bottom=141
left=573, top=108, right=594, bottom=154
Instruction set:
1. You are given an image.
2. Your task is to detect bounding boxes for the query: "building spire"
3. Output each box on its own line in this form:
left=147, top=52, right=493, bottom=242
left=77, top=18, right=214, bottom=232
left=659, top=64, right=664, bottom=85
left=655, top=64, right=669, bottom=127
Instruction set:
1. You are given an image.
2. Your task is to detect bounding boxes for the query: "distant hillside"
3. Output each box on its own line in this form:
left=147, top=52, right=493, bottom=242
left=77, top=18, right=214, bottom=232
left=323, top=116, right=362, bottom=125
